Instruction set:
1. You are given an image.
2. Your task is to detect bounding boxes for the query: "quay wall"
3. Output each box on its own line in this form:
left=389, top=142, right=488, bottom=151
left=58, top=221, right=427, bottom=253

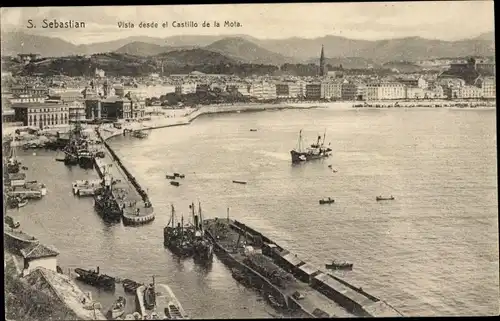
left=231, top=220, right=400, bottom=317
left=204, top=229, right=315, bottom=317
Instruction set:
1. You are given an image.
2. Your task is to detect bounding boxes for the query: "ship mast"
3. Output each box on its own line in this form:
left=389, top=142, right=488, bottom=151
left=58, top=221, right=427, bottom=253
left=198, top=201, right=203, bottom=232
left=191, top=202, right=196, bottom=228
left=170, top=204, right=175, bottom=228
left=297, top=129, right=303, bottom=152
left=323, top=129, right=327, bottom=145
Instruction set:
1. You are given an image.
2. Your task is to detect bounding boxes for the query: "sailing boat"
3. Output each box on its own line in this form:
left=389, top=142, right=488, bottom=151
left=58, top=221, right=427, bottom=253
left=290, top=129, right=332, bottom=163
left=191, top=202, right=214, bottom=263
left=163, top=205, right=194, bottom=257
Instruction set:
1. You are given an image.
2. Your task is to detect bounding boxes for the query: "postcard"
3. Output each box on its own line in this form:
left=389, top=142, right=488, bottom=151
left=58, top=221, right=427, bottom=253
left=1, top=2, right=497, bottom=320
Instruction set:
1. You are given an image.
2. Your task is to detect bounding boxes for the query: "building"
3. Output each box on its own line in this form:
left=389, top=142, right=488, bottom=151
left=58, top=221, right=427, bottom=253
left=249, top=81, right=277, bottom=100
left=175, top=83, right=197, bottom=95
left=341, top=81, right=365, bottom=101
left=475, top=76, right=496, bottom=98
left=321, top=81, right=342, bottom=100
left=276, top=83, right=290, bottom=98
left=377, top=82, right=406, bottom=100
left=11, top=84, right=48, bottom=99
left=196, top=84, right=210, bottom=94
left=305, top=83, right=322, bottom=100
left=68, top=101, right=86, bottom=122
left=20, top=243, right=59, bottom=277
left=458, top=85, right=483, bottom=99
left=11, top=102, right=69, bottom=128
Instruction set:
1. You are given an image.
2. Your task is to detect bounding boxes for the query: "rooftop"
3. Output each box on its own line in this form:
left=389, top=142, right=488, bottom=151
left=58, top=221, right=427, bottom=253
left=20, top=243, right=59, bottom=260
left=282, top=252, right=304, bottom=267
left=11, top=103, right=62, bottom=109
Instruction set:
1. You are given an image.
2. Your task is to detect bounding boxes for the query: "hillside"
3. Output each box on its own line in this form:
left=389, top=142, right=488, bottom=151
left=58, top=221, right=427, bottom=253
left=254, top=35, right=495, bottom=63
left=306, top=56, right=379, bottom=69
left=115, top=41, right=173, bottom=56
left=1, top=31, right=79, bottom=57
left=154, top=48, right=238, bottom=66
left=204, top=37, right=295, bottom=65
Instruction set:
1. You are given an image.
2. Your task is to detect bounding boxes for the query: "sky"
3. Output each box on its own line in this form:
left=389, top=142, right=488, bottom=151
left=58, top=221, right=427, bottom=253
left=0, top=2, right=495, bottom=45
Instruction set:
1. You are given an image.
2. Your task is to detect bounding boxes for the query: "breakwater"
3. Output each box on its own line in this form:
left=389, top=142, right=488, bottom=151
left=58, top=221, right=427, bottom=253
left=220, top=219, right=403, bottom=318
left=94, top=128, right=155, bottom=225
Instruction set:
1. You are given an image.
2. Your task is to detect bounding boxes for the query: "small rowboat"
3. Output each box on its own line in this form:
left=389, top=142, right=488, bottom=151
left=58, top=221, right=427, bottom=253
left=325, top=260, right=353, bottom=270
left=170, top=181, right=180, bottom=187
left=232, top=180, right=247, bottom=185
left=319, top=197, right=335, bottom=205
left=376, top=195, right=395, bottom=201
left=166, top=175, right=176, bottom=180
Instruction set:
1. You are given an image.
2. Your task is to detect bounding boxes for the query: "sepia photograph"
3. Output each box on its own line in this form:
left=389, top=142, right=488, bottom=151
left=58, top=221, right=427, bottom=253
left=1, top=2, right=498, bottom=320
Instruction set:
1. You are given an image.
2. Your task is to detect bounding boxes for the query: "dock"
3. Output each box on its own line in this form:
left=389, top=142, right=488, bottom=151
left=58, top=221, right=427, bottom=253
left=93, top=147, right=155, bottom=225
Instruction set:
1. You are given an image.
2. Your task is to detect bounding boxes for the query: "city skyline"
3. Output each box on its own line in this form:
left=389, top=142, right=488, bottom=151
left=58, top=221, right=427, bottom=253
left=0, top=2, right=495, bottom=45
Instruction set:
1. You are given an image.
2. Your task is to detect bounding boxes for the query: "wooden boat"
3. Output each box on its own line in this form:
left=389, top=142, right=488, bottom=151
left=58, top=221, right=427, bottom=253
left=232, top=180, right=247, bottom=185
left=166, top=175, right=176, bottom=180
left=107, top=296, right=126, bottom=320
left=122, top=279, right=144, bottom=294
left=4, top=216, right=20, bottom=229
left=319, top=197, right=335, bottom=205
left=170, top=181, right=180, bottom=187
left=250, top=129, right=257, bottom=132
left=376, top=195, right=395, bottom=201
left=325, top=260, right=353, bottom=270
left=8, top=196, right=28, bottom=209
left=179, top=174, right=185, bottom=179
left=74, top=266, right=116, bottom=290
left=267, top=294, right=285, bottom=308
left=17, top=198, right=28, bottom=208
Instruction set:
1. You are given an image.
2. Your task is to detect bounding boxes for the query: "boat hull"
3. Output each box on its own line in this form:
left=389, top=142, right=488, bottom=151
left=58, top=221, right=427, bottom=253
left=79, top=156, right=94, bottom=169
left=290, top=150, right=331, bottom=163
left=94, top=200, right=122, bottom=222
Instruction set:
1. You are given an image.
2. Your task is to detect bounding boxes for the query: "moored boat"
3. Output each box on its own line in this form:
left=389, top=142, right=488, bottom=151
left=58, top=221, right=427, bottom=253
left=74, top=266, right=116, bottom=290
left=107, top=296, right=126, bottom=320
left=163, top=205, right=194, bottom=257
left=93, top=175, right=122, bottom=222
left=376, top=195, right=395, bottom=201
left=325, top=260, right=353, bottom=270
left=137, top=277, right=189, bottom=319
left=319, top=197, right=335, bottom=205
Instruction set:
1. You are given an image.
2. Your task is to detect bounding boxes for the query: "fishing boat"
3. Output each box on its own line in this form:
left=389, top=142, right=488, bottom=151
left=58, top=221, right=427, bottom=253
left=122, top=279, right=144, bottom=294
left=163, top=205, right=194, bottom=257
left=290, top=129, right=332, bottom=163
left=376, top=195, right=395, bottom=201
left=93, top=174, right=122, bottom=222
left=191, top=202, right=214, bottom=263
left=132, top=130, right=148, bottom=139
left=8, top=196, right=28, bottom=209
left=78, top=149, right=94, bottom=169
left=319, top=197, right=335, bottom=205
left=24, top=181, right=47, bottom=196
left=137, top=276, right=188, bottom=319
left=250, top=129, right=258, bottom=132
left=107, top=296, right=127, bottom=320
left=325, top=260, right=353, bottom=270
left=232, top=180, right=247, bottom=185
left=170, top=181, right=180, bottom=187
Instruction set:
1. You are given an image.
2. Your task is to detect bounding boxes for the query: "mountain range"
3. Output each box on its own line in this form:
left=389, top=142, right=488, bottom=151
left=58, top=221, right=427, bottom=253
left=1, top=31, right=495, bottom=66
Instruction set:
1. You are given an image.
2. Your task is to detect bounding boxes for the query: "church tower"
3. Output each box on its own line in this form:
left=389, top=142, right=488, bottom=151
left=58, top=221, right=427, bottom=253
left=319, top=45, right=327, bottom=77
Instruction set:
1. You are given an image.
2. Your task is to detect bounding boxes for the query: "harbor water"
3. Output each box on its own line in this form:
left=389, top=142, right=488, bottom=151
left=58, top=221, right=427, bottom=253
left=11, top=106, right=499, bottom=317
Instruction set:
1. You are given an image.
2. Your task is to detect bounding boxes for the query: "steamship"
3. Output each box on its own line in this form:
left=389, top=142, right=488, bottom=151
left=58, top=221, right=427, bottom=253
left=290, top=129, right=332, bottom=163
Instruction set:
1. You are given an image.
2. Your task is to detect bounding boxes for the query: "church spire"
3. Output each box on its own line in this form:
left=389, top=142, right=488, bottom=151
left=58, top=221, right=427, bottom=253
left=319, top=45, right=327, bottom=77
